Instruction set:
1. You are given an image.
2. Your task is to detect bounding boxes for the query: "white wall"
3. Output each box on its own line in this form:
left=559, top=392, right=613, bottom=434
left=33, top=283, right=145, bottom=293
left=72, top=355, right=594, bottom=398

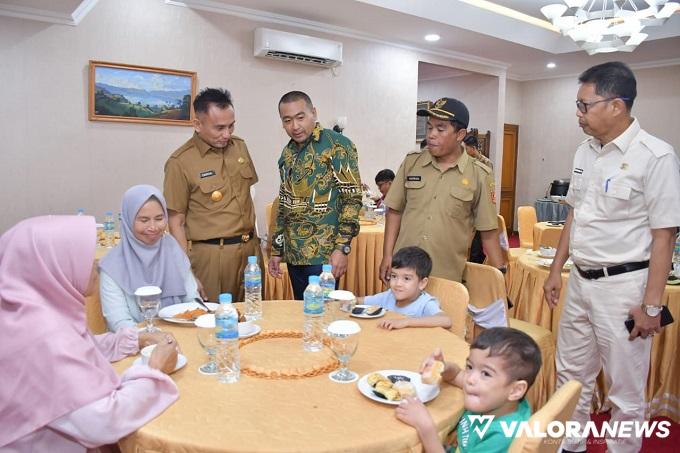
left=505, top=79, right=522, bottom=126
left=1, top=0, right=457, bottom=234
left=514, top=64, right=680, bottom=213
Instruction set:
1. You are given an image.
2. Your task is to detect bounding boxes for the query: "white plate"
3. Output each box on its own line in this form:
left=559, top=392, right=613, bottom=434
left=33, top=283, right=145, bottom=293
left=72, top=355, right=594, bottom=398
left=133, top=353, right=187, bottom=373
left=350, top=305, right=386, bottom=319
left=158, top=302, right=219, bottom=324
left=538, top=247, right=557, bottom=259
left=537, top=258, right=573, bottom=271
left=357, top=369, right=440, bottom=405
left=194, top=314, right=262, bottom=338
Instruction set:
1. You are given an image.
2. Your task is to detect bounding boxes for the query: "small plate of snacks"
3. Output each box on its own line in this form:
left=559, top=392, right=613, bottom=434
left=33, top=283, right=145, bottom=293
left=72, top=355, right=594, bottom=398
left=158, top=302, right=219, bottom=324
left=357, top=370, right=439, bottom=405
left=350, top=305, right=386, bottom=319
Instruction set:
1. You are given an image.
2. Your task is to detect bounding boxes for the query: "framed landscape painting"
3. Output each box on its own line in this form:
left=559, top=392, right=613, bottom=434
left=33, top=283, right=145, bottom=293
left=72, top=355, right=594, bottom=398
left=89, top=61, right=197, bottom=126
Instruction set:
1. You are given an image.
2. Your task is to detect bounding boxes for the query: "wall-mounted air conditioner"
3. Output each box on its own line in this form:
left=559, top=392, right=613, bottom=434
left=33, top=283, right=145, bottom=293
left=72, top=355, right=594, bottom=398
left=254, top=28, right=342, bottom=68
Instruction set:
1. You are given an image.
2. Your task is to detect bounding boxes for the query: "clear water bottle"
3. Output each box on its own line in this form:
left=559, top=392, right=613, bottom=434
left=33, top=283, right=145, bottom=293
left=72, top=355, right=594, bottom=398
left=103, top=211, right=115, bottom=248
left=319, top=264, right=336, bottom=328
left=215, top=293, right=240, bottom=383
left=303, top=275, right=324, bottom=352
left=673, top=231, right=680, bottom=276
left=76, top=208, right=85, bottom=216
left=244, top=256, right=262, bottom=320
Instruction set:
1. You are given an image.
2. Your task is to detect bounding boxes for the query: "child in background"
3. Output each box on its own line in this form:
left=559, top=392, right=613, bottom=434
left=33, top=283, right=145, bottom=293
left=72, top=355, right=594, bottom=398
left=359, top=246, right=451, bottom=330
left=396, top=327, right=542, bottom=452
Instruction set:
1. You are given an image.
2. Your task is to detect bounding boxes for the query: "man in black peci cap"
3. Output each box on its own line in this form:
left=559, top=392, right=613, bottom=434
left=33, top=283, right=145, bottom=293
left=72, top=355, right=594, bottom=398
left=379, top=97, right=506, bottom=284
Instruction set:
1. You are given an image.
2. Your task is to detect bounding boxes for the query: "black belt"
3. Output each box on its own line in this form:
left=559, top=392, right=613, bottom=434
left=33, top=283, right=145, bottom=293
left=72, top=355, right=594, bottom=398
left=193, top=231, right=254, bottom=246
left=575, top=260, right=649, bottom=280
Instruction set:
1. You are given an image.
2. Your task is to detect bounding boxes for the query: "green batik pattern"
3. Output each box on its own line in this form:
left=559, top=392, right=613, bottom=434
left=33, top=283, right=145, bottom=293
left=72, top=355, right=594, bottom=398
left=273, top=124, right=362, bottom=265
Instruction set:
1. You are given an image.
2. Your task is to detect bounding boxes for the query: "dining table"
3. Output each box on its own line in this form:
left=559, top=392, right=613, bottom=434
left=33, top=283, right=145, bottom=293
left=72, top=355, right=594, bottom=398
left=532, top=222, right=564, bottom=250
left=265, top=221, right=386, bottom=300
left=113, top=301, right=468, bottom=453
left=507, top=252, right=680, bottom=421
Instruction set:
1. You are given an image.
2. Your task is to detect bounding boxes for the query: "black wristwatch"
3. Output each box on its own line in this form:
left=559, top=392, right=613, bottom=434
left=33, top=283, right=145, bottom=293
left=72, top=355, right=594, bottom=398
left=335, top=244, right=352, bottom=255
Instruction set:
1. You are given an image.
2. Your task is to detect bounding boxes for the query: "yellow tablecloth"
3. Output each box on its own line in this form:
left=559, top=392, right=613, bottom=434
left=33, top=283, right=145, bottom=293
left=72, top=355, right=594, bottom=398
left=508, top=253, right=680, bottom=421
left=114, top=301, right=467, bottom=453
left=265, top=223, right=385, bottom=300
left=532, top=222, right=564, bottom=250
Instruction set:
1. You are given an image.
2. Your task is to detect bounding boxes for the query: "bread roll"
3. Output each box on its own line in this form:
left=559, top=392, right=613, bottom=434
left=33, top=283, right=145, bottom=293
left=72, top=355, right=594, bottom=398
left=421, top=360, right=445, bottom=385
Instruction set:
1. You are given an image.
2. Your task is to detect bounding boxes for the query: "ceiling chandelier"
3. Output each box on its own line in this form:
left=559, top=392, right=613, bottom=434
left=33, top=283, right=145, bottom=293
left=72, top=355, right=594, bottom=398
left=540, top=0, right=679, bottom=55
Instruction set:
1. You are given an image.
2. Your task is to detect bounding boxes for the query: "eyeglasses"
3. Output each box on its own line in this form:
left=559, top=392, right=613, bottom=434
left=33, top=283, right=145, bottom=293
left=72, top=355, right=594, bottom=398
left=576, top=97, right=629, bottom=114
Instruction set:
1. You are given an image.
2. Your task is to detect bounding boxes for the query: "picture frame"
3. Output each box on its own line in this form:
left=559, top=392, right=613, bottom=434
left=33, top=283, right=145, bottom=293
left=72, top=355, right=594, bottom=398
left=416, top=100, right=431, bottom=142
left=89, top=61, right=197, bottom=126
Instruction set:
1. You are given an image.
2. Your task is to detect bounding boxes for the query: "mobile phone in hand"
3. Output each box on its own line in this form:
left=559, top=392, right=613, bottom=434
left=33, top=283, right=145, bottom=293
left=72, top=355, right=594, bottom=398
left=625, top=305, right=674, bottom=334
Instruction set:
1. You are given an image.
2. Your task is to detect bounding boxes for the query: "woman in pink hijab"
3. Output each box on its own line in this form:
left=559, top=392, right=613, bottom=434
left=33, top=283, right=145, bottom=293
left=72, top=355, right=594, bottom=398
left=0, top=215, right=179, bottom=452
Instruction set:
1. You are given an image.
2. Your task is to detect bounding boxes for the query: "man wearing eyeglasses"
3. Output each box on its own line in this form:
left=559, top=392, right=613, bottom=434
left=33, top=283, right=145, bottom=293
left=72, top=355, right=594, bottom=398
left=543, top=62, right=680, bottom=453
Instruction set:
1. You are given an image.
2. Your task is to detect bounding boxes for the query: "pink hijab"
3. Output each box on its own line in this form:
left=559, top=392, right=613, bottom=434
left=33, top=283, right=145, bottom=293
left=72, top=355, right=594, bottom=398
left=0, top=215, right=120, bottom=447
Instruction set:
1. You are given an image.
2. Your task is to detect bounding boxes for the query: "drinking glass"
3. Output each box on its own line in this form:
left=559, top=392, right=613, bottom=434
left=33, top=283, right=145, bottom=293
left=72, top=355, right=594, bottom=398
left=197, top=328, right=218, bottom=375
left=134, top=286, right=162, bottom=333
left=328, top=290, right=356, bottom=321
left=328, top=320, right=361, bottom=383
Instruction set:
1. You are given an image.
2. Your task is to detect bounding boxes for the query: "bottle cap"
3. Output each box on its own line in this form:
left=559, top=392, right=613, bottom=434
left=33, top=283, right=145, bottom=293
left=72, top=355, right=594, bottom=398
left=322, top=264, right=332, bottom=273
left=218, top=293, right=232, bottom=303
left=308, top=275, right=320, bottom=284
left=248, top=256, right=257, bottom=264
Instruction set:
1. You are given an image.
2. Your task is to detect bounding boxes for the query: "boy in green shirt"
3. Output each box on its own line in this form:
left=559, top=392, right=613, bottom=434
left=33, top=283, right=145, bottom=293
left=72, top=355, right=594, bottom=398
left=396, top=327, right=542, bottom=452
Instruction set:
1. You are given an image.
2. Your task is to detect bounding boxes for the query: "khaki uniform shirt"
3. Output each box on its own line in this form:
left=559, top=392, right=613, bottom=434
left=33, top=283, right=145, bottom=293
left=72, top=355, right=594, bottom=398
left=566, top=119, right=680, bottom=268
left=385, top=149, right=497, bottom=282
left=164, top=133, right=258, bottom=241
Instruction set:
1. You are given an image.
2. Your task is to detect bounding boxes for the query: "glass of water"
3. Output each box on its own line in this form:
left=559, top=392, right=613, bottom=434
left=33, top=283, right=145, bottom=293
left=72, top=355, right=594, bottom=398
left=328, top=320, right=361, bottom=383
left=197, top=328, right=218, bottom=375
left=134, top=286, right=162, bottom=333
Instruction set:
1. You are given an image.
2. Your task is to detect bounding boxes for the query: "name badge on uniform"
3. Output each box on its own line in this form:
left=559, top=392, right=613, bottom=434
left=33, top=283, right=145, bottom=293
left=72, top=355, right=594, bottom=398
left=200, top=170, right=216, bottom=179
left=406, top=175, right=421, bottom=182
left=573, top=168, right=584, bottom=175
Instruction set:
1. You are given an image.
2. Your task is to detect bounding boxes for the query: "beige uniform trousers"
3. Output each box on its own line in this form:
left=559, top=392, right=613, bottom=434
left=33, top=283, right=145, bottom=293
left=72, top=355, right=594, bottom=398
left=188, top=239, right=263, bottom=303
left=557, top=268, right=651, bottom=453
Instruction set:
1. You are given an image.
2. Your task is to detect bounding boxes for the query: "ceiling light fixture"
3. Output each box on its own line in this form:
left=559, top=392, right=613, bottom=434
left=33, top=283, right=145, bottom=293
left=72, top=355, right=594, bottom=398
left=541, top=0, right=680, bottom=55
left=547, top=62, right=557, bottom=68
left=424, top=34, right=441, bottom=42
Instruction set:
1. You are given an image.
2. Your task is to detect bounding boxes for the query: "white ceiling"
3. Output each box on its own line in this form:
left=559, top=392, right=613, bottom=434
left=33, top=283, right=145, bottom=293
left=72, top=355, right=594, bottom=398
left=2, top=0, right=679, bottom=80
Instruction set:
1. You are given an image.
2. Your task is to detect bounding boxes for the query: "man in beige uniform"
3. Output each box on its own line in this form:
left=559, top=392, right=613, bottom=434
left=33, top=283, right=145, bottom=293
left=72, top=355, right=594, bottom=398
left=164, top=88, right=262, bottom=302
left=544, top=62, right=680, bottom=453
left=380, top=97, right=505, bottom=283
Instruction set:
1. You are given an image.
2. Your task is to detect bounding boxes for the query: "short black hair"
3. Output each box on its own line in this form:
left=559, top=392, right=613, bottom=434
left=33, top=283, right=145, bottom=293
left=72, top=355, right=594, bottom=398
left=463, top=129, right=478, bottom=147
left=578, top=61, right=636, bottom=111
left=193, top=88, right=233, bottom=115
left=391, top=246, right=432, bottom=279
left=375, top=169, right=395, bottom=185
left=471, top=327, right=542, bottom=391
left=419, top=139, right=428, bottom=149
left=278, top=91, right=313, bottom=110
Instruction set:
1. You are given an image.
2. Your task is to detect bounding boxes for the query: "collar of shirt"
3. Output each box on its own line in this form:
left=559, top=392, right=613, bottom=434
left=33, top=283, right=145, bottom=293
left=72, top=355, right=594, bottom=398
left=421, top=148, right=470, bottom=173
left=286, top=123, right=324, bottom=152
left=587, top=118, right=640, bottom=155
left=192, top=132, right=231, bottom=157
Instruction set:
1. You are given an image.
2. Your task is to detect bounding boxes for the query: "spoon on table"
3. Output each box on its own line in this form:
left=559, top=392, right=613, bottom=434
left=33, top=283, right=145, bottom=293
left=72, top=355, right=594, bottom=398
left=194, top=297, right=216, bottom=313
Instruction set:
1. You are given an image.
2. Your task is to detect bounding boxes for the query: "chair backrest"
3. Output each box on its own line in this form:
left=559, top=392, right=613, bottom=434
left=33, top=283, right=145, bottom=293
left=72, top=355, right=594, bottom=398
left=265, top=198, right=279, bottom=257
left=517, top=206, right=537, bottom=249
left=85, top=267, right=108, bottom=334
left=425, top=276, right=469, bottom=339
left=508, top=381, right=582, bottom=453
left=537, top=227, right=562, bottom=249
left=462, top=262, right=509, bottom=342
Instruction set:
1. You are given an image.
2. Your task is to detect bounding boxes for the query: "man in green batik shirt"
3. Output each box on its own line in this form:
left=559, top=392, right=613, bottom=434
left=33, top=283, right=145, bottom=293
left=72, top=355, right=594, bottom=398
left=268, top=91, right=362, bottom=300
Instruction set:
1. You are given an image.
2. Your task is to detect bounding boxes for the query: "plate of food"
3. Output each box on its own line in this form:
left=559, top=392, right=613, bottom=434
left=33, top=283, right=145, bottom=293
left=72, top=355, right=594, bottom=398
left=357, top=370, right=439, bottom=405
left=350, top=305, right=386, bottom=319
left=194, top=314, right=261, bottom=338
left=360, top=218, right=378, bottom=226
left=158, top=302, right=219, bottom=324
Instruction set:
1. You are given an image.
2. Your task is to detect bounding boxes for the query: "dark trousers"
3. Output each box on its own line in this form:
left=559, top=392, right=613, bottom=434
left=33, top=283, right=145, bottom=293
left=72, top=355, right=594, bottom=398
left=468, top=230, right=486, bottom=264
left=288, top=264, right=324, bottom=301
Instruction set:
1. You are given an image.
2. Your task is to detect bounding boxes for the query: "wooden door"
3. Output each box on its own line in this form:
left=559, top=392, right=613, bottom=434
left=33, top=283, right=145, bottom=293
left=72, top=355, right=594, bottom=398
left=500, top=124, right=519, bottom=234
